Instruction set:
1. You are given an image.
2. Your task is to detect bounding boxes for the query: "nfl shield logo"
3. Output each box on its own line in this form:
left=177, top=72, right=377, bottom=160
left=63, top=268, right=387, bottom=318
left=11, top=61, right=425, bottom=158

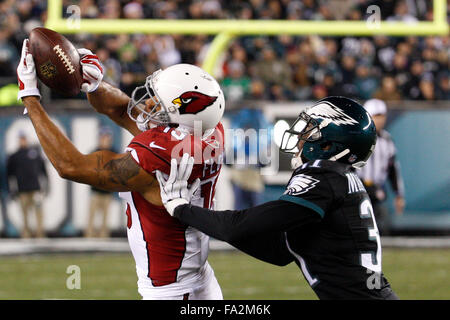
left=40, top=61, right=58, bottom=79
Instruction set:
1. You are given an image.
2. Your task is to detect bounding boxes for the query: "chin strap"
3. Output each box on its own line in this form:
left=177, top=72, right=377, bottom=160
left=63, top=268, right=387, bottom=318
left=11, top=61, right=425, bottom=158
left=328, top=148, right=350, bottom=161
left=292, top=148, right=351, bottom=169
left=291, top=153, right=304, bottom=169
left=136, top=113, right=159, bottom=132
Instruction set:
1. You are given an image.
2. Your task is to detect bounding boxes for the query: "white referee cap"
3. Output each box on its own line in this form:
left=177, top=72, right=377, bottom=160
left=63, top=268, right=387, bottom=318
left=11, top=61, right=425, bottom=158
left=363, top=99, right=387, bottom=116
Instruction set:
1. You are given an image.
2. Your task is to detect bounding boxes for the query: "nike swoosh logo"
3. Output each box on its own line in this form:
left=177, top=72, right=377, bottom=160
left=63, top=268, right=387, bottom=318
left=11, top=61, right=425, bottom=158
left=149, top=141, right=166, bottom=150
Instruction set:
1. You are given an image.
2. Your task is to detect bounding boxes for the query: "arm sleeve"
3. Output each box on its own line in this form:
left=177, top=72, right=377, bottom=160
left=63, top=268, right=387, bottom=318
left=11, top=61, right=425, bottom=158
left=174, top=200, right=321, bottom=244
left=387, top=154, right=404, bottom=197
left=228, top=231, right=294, bottom=266
left=174, top=200, right=319, bottom=266
left=38, top=154, right=48, bottom=179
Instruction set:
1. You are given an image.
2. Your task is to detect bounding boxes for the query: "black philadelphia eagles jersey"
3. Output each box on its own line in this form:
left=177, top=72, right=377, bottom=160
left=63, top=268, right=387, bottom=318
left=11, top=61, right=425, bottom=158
left=174, top=160, right=397, bottom=300
left=279, top=160, right=396, bottom=299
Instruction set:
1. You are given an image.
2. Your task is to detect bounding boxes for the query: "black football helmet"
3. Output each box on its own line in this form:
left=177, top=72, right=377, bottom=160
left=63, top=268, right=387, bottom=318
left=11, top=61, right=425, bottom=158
left=280, top=96, right=377, bottom=168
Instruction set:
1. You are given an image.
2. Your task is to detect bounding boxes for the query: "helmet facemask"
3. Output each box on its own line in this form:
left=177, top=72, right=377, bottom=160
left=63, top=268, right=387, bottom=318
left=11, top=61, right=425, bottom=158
left=127, top=70, right=170, bottom=131
left=280, top=112, right=322, bottom=169
left=280, top=112, right=322, bottom=154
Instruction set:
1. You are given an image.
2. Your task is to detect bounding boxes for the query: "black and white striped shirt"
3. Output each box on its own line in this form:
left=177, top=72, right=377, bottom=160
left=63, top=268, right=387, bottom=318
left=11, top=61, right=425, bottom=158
left=357, top=130, right=404, bottom=197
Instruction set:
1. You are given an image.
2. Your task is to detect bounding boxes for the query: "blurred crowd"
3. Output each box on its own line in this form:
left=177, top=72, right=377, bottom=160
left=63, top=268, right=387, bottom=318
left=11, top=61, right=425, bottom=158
left=0, top=0, right=448, bottom=104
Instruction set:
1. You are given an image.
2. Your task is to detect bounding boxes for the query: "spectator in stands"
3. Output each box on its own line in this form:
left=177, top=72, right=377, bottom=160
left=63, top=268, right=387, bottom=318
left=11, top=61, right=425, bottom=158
left=245, top=78, right=268, bottom=100
left=123, top=1, right=144, bottom=19
left=0, top=0, right=447, bottom=103
left=85, top=127, right=117, bottom=238
left=340, top=54, right=358, bottom=97
left=392, top=52, right=410, bottom=92
left=418, top=73, right=436, bottom=101
left=152, top=35, right=182, bottom=68
left=322, top=72, right=346, bottom=97
left=311, top=83, right=327, bottom=100
left=402, top=59, right=423, bottom=99
left=221, top=60, right=250, bottom=102
left=357, top=99, right=405, bottom=236
left=353, top=62, right=378, bottom=100
left=251, top=46, right=293, bottom=96
left=0, top=24, right=19, bottom=77
left=435, top=71, right=450, bottom=100
left=387, top=0, right=418, bottom=23
left=118, top=38, right=146, bottom=96
left=96, top=47, right=121, bottom=87
left=6, top=131, right=48, bottom=238
left=373, top=75, right=402, bottom=101
left=373, top=36, right=396, bottom=73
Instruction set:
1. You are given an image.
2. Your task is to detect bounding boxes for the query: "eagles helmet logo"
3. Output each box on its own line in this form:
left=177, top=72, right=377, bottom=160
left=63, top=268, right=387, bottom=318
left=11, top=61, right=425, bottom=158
left=172, top=91, right=218, bottom=115
left=308, top=102, right=358, bottom=126
left=284, top=174, right=320, bottom=196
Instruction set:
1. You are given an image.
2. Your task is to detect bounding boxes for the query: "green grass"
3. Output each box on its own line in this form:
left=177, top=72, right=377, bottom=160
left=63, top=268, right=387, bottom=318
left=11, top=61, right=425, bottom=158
left=0, top=248, right=448, bottom=300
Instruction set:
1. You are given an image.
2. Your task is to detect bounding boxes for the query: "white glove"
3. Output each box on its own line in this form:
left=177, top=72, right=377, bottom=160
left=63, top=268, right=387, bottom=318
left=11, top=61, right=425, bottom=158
left=17, top=39, right=41, bottom=100
left=155, top=153, right=200, bottom=216
left=78, top=48, right=104, bottom=93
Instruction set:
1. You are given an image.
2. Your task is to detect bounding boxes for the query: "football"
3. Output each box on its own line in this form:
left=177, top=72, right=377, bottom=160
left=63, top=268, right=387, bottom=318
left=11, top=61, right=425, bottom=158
left=29, top=27, right=83, bottom=97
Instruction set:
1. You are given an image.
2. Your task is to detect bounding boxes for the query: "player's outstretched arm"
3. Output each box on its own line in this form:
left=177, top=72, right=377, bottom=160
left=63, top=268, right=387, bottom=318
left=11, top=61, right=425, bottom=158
left=157, top=157, right=321, bottom=241
left=22, top=96, right=160, bottom=198
left=87, top=81, right=141, bottom=136
left=17, top=42, right=159, bottom=203
left=77, top=48, right=140, bottom=136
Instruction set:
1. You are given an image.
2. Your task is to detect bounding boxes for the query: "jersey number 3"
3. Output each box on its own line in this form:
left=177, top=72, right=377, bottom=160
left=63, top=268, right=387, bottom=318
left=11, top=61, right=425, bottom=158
left=359, top=199, right=382, bottom=273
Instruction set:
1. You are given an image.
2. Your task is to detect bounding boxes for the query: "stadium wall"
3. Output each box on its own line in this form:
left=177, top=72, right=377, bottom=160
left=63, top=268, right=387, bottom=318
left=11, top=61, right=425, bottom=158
left=0, top=104, right=449, bottom=236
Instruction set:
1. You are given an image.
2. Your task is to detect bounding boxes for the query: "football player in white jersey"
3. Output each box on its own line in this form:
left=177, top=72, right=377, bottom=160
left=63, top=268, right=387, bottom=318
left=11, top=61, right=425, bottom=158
left=17, top=40, right=225, bottom=300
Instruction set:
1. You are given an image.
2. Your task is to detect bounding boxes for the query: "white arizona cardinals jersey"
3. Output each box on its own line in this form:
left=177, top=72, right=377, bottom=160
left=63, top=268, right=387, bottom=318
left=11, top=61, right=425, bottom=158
left=119, top=123, right=224, bottom=295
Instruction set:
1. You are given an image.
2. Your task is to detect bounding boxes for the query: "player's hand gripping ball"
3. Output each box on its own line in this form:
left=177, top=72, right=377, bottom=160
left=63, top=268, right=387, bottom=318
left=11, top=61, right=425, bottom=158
left=78, top=48, right=104, bottom=93
left=17, top=39, right=40, bottom=100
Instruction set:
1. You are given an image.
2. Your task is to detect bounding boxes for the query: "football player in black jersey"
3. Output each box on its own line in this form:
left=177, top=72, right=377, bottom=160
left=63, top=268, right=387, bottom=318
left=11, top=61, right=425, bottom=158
left=156, top=96, right=399, bottom=300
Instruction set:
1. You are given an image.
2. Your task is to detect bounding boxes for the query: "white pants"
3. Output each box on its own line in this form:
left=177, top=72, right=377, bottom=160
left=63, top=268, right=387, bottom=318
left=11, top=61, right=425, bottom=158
left=139, top=264, right=223, bottom=300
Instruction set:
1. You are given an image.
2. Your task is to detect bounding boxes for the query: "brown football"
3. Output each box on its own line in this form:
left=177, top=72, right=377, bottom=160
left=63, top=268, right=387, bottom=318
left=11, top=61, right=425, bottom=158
left=29, top=27, right=83, bottom=97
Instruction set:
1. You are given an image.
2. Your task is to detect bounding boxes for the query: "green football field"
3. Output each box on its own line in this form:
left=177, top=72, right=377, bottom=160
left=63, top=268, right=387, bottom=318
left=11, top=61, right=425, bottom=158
left=0, top=248, right=448, bottom=300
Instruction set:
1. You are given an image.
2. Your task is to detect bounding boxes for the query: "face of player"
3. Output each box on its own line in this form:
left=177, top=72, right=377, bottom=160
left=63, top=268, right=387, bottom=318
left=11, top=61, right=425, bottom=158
left=294, top=125, right=330, bottom=160
left=144, top=97, right=158, bottom=113
left=19, top=136, right=28, bottom=149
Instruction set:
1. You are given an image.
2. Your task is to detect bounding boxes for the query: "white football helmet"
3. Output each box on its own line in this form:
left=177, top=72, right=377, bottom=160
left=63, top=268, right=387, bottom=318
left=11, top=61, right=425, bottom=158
left=128, top=64, right=225, bottom=132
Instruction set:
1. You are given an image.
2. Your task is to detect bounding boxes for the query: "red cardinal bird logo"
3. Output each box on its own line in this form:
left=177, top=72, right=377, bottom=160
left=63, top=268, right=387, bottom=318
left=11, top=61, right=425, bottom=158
left=172, top=91, right=217, bottom=115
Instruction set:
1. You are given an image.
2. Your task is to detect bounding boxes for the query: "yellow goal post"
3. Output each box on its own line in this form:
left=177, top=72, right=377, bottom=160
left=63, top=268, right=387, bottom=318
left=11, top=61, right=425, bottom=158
left=45, top=0, right=448, bottom=76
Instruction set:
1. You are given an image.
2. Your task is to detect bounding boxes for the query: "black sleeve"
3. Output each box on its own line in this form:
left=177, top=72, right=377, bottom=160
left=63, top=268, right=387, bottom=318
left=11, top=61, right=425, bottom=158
left=387, top=155, right=404, bottom=197
left=174, top=200, right=321, bottom=245
left=40, top=157, right=48, bottom=178
left=228, top=231, right=294, bottom=266
left=174, top=200, right=319, bottom=266
left=6, top=156, right=14, bottom=177
left=5, top=156, right=15, bottom=193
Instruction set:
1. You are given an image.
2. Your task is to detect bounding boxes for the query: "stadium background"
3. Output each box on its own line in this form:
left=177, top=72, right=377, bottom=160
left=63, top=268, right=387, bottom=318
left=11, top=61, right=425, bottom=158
left=0, top=0, right=448, bottom=300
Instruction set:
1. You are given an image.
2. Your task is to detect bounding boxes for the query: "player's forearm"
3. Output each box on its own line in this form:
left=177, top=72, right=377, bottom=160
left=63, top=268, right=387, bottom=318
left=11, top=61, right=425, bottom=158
left=228, top=232, right=294, bottom=266
left=87, top=81, right=128, bottom=116
left=174, top=200, right=320, bottom=243
left=22, top=97, right=85, bottom=179
left=87, top=81, right=140, bottom=135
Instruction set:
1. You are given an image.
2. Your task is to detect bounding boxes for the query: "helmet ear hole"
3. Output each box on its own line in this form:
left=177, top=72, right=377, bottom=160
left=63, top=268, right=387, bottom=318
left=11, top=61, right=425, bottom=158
left=320, top=142, right=332, bottom=151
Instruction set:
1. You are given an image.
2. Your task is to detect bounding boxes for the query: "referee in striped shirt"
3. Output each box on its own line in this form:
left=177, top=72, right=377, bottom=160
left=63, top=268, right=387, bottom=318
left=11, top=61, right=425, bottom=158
left=357, top=99, right=405, bottom=235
